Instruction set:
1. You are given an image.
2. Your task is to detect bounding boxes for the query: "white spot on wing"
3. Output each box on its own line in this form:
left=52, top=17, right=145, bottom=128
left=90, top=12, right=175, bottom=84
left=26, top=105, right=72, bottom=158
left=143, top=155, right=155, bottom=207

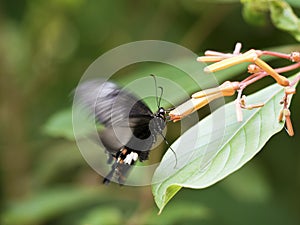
left=124, top=152, right=139, bottom=164
left=132, top=152, right=138, bottom=161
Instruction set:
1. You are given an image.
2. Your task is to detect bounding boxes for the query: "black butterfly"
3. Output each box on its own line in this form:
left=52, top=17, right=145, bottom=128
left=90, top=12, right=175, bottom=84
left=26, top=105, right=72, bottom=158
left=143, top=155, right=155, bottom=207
left=75, top=77, right=169, bottom=184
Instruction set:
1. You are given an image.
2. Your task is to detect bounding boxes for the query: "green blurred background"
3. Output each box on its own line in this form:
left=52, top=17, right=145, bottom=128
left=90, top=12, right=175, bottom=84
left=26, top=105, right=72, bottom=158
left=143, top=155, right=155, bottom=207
left=1, top=0, right=300, bottom=224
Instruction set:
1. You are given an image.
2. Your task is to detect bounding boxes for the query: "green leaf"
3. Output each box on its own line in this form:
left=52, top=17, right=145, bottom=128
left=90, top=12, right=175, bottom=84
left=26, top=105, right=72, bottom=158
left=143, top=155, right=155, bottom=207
left=286, top=0, right=300, bottom=8
left=33, top=142, right=85, bottom=186
left=1, top=187, right=102, bottom=225
left=242, top=1, right=268, bottom=26
left=42, top=108, right=98, bottom=140
left=146, top=202, right=210, bottom=225
left=42, top=108, right=75, bottom=140
left=152, top=75, right=297, bottom=212
left=269, top=0, right=300, bottom=41
left=78, top=207, right=123, bottom=225
left=241, top=0, right=300, bottom=41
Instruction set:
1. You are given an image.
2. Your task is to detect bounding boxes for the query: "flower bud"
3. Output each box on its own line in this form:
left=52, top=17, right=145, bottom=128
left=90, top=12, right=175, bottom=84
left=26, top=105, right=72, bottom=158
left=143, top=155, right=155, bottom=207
left=248, top=64, right=262, bottom=73
left=290, top=52, right=300, bottom=62
left=284, top=87, right=296, bottom=95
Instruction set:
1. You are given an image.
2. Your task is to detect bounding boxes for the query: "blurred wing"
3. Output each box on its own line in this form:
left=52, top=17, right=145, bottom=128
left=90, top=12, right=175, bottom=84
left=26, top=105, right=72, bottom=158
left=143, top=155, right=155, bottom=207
left=75, top=80, right=153, bottom=127
left=75, top=80, right=155, bottom=153
left=75, top=79, right=166, bottom=185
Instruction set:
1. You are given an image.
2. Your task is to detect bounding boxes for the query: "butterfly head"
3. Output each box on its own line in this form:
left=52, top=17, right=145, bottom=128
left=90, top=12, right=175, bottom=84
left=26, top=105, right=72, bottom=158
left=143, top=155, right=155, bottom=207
left=156, top=107, right=166, bottom=120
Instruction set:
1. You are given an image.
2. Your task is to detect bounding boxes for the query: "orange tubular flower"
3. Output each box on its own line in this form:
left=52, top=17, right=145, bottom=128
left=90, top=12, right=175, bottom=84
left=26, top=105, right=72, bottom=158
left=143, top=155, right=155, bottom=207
left=202, top=49, right=290, bottom=87
left=203, top=49, right=259, bottom=72
left=253, top=58, right=290, bottom=86
left=283, top=109, right=294, bottom=136
left=169, top=81, right=239, bottom=122
left=192, top=81, right=239, bottom=99
left=169, top=93, right=220, bottom=122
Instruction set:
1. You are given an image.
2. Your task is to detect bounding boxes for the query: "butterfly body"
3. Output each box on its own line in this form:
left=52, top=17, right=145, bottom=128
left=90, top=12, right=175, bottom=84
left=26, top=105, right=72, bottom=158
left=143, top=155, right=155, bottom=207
left=76, top=80, right=167, bottom=184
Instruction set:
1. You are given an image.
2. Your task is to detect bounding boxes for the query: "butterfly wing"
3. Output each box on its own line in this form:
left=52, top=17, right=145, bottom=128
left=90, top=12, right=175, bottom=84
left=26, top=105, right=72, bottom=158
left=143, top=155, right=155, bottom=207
left=76, top=80, right=152, bottom=125
left=75, top=80, right=155, bottom=151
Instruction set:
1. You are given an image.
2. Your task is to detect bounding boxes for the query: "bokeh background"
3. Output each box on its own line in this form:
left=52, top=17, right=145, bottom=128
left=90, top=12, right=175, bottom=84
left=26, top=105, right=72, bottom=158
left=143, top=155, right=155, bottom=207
left=1, top=0, right=300, bottom=225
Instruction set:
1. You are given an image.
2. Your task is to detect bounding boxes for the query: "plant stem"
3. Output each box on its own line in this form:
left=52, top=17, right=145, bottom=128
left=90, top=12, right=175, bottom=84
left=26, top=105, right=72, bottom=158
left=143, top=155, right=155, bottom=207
left=261, top=50, right=291, bottom=60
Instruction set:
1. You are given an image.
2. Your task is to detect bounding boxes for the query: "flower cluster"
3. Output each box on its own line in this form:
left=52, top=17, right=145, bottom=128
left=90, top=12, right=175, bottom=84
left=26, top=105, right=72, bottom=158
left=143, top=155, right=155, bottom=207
left=170, top=43, right=300, bottom=136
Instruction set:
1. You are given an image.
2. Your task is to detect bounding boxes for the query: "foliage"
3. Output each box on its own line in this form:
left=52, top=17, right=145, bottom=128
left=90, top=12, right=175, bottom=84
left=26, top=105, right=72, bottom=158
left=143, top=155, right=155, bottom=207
left=153, top=75, right=297, bottom=212
left=1, top=0, right=300, bottom=225
left=242, top=0, right=300, bottom=40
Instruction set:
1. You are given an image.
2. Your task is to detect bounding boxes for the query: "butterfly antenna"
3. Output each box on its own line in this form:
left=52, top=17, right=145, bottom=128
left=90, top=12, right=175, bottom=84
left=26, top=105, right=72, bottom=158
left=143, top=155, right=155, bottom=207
left=158, top=86, right=163, bottom=108
left=159, top=132, right=178, bottom=168
left=150, top=74, right=160, bottom=108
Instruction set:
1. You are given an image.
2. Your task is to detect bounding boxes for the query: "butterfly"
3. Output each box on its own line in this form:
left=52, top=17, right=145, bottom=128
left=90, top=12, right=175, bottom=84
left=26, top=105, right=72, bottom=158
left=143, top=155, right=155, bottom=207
left=75, top=77, right=170, bottom=184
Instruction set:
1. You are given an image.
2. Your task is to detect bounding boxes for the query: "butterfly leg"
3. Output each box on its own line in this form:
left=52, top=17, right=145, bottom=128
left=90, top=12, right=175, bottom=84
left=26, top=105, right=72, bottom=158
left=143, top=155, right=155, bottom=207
left=106, top=152, right=114, bottom=164
left=103, top=162, right=117, bottom=184
left=103, top=147, right=139, bottom=185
